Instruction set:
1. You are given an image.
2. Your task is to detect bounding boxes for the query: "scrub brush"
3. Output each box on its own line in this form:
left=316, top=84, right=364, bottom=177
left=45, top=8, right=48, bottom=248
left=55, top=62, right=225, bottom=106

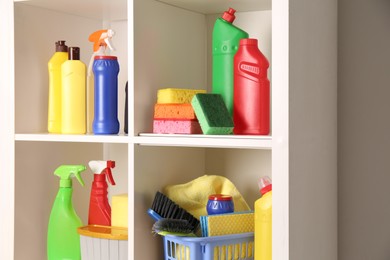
left=152, top=218, right=196, bottom=237
left=147, top=191, right=200, bottom=233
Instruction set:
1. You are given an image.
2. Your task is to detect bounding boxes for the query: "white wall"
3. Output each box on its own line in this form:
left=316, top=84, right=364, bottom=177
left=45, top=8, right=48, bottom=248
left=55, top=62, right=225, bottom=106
left=338, top=0, right=390, bottom=259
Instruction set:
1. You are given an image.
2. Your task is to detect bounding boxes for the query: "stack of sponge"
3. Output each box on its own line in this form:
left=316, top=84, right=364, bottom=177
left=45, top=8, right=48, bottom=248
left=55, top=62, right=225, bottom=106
left=153, top=88, right=206, bottom=134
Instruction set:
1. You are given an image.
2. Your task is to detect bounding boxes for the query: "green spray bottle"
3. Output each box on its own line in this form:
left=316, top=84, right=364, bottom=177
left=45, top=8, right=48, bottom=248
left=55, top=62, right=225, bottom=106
left=47, top=165, right=86, bottom=260
left=212, top=8, right=248, bottom=115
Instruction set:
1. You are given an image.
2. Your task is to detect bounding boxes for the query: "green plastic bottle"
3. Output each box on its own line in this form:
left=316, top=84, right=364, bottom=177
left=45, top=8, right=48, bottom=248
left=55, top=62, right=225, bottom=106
left=212, top=8, right=248, bottom=115
left=47, top=165, right=86, bottom=260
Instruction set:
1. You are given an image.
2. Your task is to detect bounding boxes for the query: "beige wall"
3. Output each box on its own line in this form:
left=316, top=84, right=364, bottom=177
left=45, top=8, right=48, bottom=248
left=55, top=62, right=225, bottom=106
left=338, top=0, right=390, bottom=259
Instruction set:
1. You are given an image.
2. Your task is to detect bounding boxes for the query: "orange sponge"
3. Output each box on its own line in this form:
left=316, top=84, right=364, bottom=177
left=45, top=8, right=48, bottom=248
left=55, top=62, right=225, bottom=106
left=154, top=104, right=196, bottom=120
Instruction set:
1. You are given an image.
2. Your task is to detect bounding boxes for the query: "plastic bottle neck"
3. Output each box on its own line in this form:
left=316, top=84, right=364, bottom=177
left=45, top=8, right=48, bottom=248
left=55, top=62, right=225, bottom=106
left=94, top=174, right=107, bottom=182
left=56, top=187, right=74, bottom=205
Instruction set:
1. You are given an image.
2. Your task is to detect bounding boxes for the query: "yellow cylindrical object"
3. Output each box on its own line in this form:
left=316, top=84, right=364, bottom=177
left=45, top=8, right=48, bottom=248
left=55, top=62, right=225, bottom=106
left=48, top=48, right=68, bottom=133
left=61, top=47, right=86, bottom=134
left=254, top=190, right=272, bottom=260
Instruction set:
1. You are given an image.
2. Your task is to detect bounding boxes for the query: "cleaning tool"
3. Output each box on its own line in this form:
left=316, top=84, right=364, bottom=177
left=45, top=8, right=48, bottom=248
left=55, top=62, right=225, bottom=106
left=163, top=175, right=251, bottom=220
left=206, top=194, right=234, bottom=215
left=147, top=191, right=200, bottom=233
left=112, top=194, right=128, bottom=228
left=87, top=29, right=116, bottom=133
left=154, top=103, right=197, bottom=120
left=152, top=218, right=196, bottom=237
left=48, top=40, right=68, bottom=133
left=254, top=176, right=272, bottom=260
left=157, top=88, right=206, bottom=104
left=61, top=47, right=87, bottom=134
left=191, top=93, right=234, bottom=135
left=47, top=165, right=86, bottom=260
left=88, top=160, right=116, bottom=226
left=200, top=211, right=254, bottom=237
left=153, top=119, right=202, bottom=134
left=234, top=38, right=270, bottom=135
left=153, top=88, right=205, bottom=134
left=212, top=8, right=248, bottom=115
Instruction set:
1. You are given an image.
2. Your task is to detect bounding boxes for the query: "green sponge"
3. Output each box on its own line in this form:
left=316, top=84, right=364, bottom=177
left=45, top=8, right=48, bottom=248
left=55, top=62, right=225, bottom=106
left=191, top=93, right=234, bottom=135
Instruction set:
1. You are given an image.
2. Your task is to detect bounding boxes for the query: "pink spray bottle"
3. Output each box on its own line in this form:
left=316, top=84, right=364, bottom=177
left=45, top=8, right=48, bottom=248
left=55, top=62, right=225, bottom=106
left=88, top=160, right=116, bottom=226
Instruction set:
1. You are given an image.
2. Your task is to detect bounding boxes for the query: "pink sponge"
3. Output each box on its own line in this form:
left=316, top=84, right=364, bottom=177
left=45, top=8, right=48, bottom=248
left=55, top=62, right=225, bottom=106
left=153, top=119, right=202, bottom=134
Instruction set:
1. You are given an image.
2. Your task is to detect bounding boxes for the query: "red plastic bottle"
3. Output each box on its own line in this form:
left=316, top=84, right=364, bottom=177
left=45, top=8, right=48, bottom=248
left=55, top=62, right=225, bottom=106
left=88, top=160, right=116, bottom=226
left=233, top=38, right=270, bottom=135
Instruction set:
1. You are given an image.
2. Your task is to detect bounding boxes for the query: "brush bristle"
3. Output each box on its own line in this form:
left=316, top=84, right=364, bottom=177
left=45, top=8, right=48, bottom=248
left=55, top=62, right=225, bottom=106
left=150, top=191, right=200, bottom=232
left=152, top=219, right=194, bottom=234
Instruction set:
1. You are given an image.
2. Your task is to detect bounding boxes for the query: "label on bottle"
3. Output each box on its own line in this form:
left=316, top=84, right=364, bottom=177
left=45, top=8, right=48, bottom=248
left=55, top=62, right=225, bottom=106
left=238, top=61, right=260, bottom=82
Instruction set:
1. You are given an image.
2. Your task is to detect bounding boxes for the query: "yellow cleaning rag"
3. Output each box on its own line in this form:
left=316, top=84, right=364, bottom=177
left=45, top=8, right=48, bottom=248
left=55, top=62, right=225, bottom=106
left=163, top=175, right=251, bottom=220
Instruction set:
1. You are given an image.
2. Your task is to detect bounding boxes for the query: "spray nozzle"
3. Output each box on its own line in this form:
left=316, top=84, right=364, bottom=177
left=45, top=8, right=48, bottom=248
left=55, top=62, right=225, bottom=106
left=89, top=160, right=116, bottom=185
left=88, top=29, right=116, bottom=54
left=54, top=165, right=86, bottom=188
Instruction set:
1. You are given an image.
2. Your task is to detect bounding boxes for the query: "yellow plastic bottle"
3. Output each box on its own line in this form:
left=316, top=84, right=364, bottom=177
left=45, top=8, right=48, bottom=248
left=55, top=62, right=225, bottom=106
left=255, top=176, right=272, bottom=260
left=48, top=41, right=68, bottom=133
left=61, top=47, right=86, bottom=134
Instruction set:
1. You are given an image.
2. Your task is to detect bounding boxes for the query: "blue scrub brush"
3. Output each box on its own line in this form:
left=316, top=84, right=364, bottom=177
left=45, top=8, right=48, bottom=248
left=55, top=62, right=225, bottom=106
left=147, top=191, right=200, bottom=233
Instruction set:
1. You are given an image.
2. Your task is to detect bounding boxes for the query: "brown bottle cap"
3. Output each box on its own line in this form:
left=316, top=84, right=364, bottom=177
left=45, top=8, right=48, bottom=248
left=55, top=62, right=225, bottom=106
left=68, top=47, right=80, bottom=60
left=55, top=41, right=68, bottom=52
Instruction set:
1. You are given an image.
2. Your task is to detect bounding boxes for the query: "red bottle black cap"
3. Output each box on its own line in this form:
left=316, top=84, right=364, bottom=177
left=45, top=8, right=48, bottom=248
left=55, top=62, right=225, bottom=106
left=222, top=8, right=236, bottom=23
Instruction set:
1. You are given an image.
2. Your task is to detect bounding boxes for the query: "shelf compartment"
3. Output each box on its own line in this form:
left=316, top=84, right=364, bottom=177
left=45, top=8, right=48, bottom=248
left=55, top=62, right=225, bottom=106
left=15, top=133, right=130, bottom=143
left=156, top=0, right=271, bottom=14
left=136, top=133, right=272, bottom=149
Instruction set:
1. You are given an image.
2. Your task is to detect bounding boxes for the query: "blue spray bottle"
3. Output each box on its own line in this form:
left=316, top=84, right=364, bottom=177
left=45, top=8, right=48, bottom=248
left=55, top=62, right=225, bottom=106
left=88, top=29, right=120, bottom=135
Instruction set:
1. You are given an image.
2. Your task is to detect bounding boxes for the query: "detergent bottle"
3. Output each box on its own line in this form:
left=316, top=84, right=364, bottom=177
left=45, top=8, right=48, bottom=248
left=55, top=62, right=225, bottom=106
left=88, top=160, right=116, bottom=226
left=47, top=165, right=86, bottom=260
left=61, top=47, right=87, bottom=134
left=254, top=176, right=272, bottom=260
left=212, top=8, right=248, bottom=115
left=233, top=38, right=270, bottom=135
left=88, top=29, right=119, bottom=134
left=48, top=40, right=68, bottom=133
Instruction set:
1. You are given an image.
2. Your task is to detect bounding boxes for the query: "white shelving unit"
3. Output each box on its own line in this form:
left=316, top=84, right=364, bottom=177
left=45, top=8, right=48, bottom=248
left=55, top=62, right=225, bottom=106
left=0, top=0, right=338, bottom=259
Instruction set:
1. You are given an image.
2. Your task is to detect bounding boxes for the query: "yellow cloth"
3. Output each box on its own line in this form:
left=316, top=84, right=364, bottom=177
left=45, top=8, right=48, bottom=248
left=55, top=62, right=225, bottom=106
left=163, top=175, right=251, bottom=220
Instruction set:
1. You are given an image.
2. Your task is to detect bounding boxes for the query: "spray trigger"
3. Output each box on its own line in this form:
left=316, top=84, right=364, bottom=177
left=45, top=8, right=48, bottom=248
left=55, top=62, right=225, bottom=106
left=54, top=165, right=86, bottom=188
left=89, top=160, right=116, bottom=185
left=104, top=160, right=116, bottom=185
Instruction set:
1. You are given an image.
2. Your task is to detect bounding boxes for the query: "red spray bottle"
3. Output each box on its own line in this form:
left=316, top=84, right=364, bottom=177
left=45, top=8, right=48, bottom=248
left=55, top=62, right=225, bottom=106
left=88, top=160, right=116, bottom=226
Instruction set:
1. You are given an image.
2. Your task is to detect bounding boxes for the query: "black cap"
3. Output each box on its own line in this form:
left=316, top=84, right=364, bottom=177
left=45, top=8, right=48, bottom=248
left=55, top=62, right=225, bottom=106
left=55, top=41, right=68, bottom=52
left=68, top=47, right=80, bottom=60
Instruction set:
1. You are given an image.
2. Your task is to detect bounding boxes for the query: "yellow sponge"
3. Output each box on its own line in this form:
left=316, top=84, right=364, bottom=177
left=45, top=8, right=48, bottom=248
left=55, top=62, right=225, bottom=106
left=112, top=194, right=128, bottom=228
left=200, top=211, right=254, bottom=237
left=157, top=88, right=206, bottom=104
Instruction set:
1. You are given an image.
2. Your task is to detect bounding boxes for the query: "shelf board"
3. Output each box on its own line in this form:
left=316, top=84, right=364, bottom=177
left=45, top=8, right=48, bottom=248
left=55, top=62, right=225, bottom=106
left=15, top=0, right=127, bottom=21
left=15, top=133, right=130, bottom=143
left=136, top=133, right=272, bottom=149
left=156, top=0, right=271, bottom=14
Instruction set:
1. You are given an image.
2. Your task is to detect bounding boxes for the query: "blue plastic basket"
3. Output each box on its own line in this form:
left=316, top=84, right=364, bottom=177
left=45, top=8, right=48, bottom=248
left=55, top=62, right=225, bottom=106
left=163, top=232, right=254, bottom=260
